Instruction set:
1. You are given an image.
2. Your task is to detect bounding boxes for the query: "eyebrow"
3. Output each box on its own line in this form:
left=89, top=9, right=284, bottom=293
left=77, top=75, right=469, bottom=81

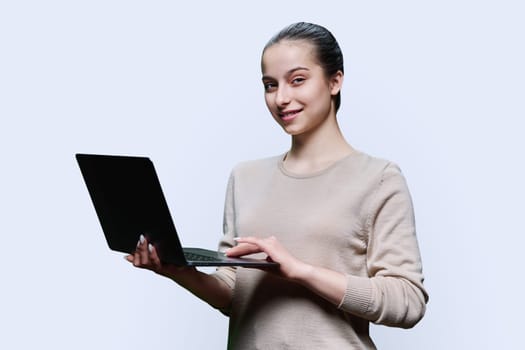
left=262, top=66, right=310, bottom=81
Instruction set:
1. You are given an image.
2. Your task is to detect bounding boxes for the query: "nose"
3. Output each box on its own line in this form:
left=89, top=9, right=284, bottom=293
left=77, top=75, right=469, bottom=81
left=275, top=85, right=291, bottom=107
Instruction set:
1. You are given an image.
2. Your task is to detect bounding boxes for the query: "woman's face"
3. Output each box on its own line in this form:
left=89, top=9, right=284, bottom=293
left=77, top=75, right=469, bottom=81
left=261, top=40, right=342, bottom=137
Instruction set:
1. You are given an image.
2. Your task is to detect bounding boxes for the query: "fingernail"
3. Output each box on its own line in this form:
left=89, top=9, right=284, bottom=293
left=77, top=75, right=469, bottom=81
left=140, top=234, right=145, bottom=244
left=148, top=243, right=153, bottom=253
left=233, top=237, right=240, bottom=241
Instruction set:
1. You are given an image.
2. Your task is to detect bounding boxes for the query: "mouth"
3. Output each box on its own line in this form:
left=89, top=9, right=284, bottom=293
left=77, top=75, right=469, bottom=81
left=278, top=109, right=302, bottom=121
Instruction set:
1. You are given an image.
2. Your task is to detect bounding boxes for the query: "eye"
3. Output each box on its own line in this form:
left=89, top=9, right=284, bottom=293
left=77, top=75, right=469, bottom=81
left=291, top=77, right=305, bottom=85
left=263, top=81, right=277, bottom=92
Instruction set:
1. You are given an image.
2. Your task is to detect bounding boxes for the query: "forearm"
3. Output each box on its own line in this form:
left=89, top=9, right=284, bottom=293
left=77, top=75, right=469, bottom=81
left=157, top=266, right=233, bottom=309
left=293, top=264, right=426, bottom=328
left=292, top=263, right=347, bottom=307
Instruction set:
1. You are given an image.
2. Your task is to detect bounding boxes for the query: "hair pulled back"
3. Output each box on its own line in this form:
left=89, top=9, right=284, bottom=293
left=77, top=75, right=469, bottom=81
left=263, top=22, right=344, bottom=112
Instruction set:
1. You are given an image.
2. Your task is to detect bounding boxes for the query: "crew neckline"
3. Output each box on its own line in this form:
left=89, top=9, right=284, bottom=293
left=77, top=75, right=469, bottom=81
left=278, top=150, right=361, bottom=179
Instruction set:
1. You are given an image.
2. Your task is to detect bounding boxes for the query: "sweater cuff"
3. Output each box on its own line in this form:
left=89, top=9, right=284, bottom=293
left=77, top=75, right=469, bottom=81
left=337, top=274, right=373, bottom=316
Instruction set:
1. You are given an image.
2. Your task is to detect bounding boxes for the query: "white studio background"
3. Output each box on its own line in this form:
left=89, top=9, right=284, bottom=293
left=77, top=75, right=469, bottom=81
left=1, top=1, right=524, bottom=349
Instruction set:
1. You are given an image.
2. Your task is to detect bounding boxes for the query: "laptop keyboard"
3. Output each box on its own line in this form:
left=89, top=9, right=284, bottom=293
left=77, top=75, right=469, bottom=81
left=184, top=251, right=219, bottom=262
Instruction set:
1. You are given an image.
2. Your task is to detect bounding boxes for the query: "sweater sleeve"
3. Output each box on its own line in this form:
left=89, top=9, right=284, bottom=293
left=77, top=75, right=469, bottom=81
left=211, top=172, right=237, bottom=315
left=338, top=163, right=428, bottom=328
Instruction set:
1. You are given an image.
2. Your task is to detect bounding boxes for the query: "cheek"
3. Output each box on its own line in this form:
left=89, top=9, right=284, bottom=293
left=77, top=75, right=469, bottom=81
left=297, top=87, right=324, bottom=110
left=264, top=94, right=274, bottom=110
left=308, top=85, right=332, bottom=109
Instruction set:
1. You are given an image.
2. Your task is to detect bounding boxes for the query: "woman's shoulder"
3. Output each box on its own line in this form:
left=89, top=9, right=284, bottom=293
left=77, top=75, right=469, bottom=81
left=343, top=150, right=402, bottom=176
left=349, top=151, right=413, bottom=201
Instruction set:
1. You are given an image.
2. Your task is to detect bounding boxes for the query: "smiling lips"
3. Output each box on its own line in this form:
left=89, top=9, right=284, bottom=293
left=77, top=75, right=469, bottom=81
left=279, top=109, right=302, bottom=121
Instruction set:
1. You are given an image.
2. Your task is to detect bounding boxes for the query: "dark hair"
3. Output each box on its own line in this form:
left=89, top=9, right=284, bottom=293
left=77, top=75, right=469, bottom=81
left=263, top=22, right=344, bottom=111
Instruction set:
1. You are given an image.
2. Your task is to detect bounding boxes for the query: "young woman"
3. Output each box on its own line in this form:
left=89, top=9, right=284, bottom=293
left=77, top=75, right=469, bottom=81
left=128, top=22, right=428, bottom=349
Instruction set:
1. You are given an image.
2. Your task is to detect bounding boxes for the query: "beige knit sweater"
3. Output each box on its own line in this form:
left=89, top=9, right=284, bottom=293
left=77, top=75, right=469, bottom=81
left=213, top=151, right=428, bottom=349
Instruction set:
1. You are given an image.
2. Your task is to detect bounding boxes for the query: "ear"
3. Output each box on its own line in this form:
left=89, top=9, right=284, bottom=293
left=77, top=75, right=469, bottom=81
left=329, top=70, right=344, bottom=96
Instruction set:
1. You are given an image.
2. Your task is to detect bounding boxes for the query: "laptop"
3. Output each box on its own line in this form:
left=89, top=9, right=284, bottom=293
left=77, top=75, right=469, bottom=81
left=76, top=153, right=278, bottom=267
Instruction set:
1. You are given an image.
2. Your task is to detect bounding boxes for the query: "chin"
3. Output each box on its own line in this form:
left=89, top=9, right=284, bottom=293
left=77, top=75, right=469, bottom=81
left=282, top=125, right=304, bottom=136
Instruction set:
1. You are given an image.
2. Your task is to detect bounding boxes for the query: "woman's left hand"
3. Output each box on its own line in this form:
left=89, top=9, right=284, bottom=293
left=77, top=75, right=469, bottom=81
left=227, top=235, right=347, bottom=306
left=226, top=236, right=311, bottom=281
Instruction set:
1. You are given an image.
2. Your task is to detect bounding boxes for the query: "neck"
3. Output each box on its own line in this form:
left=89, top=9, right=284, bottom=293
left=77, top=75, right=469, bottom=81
left=285, top=116, right=354, bottom=173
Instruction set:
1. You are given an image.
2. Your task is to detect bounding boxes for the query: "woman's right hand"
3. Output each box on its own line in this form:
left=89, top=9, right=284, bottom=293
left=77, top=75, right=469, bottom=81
left=125, top=234, right=233, bottom=309
left=125, top=234, right=193, bottom=278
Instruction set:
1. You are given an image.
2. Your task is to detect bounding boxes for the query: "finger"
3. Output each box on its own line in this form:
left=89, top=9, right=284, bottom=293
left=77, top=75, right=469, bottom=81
left=226, top=242, right=262, bottom=257
left=234, top=236, right=276, bottom=254
left=137, top=234, right=150, bottom=265
left=133, top=234, right=146, bottom=266
left=148, top=243, right=162, bottom=270
left=125, top=254, right=134, bottom=263
left=133, top=247, right=142, bottom=267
